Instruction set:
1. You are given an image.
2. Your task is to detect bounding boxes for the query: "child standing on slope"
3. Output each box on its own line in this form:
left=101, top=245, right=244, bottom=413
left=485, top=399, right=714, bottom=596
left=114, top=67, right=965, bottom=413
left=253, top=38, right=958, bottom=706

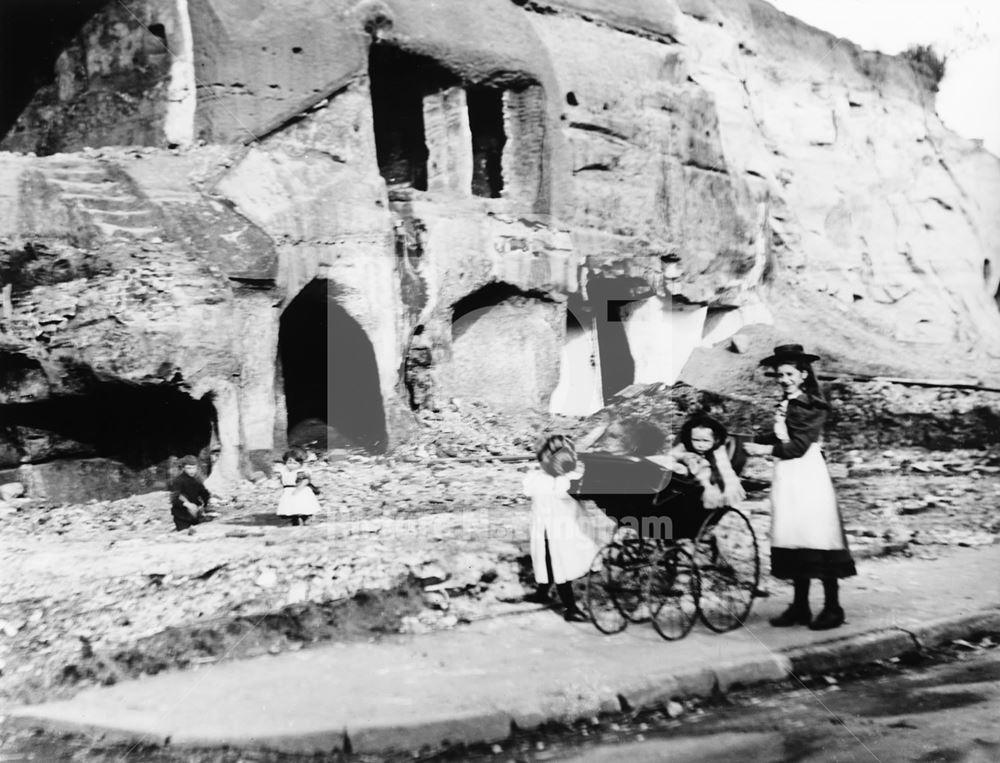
left=276, top=448, right=321, bottom=526
left=523, top=434, right=598, bottom=622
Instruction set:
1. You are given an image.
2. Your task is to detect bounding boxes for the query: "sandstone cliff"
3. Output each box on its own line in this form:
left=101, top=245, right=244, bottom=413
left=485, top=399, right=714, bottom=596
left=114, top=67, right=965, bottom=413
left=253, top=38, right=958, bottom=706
left=0, top=0, right=997, bottom=497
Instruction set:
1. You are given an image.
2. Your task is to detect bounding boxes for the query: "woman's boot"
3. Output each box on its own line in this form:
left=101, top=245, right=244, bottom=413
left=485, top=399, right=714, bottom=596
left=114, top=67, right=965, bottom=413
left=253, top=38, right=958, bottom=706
left=809, top=579, right=845, bottom=630
left=769, top=577, right=812, bottom=626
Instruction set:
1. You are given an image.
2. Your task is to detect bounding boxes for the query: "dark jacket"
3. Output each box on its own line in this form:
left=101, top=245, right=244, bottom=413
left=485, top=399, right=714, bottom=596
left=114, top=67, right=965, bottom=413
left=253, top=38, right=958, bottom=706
left=755, top=394, right=829, bottom=460
left=170, top=474, right=210, bottom=510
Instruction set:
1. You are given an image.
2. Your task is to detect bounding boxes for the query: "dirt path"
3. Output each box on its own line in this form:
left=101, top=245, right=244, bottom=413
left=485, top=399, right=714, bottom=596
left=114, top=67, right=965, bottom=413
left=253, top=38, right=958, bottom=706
left=1, top=446, right=997, bottom=709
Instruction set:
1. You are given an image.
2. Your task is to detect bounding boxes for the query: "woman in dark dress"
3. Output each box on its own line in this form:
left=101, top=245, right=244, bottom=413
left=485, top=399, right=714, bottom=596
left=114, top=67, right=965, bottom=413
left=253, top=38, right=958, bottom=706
left=744, top=344, right=856, bottom=630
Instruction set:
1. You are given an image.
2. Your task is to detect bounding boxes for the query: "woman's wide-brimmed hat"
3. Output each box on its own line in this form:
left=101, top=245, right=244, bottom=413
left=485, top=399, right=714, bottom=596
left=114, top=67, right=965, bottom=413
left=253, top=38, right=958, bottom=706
left=758, top=343, right=821, bottom=368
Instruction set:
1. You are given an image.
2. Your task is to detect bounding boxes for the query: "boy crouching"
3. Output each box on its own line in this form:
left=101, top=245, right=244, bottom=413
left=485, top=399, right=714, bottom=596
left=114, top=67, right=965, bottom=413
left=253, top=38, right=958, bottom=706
left=169, top=455, right=211, bottom=531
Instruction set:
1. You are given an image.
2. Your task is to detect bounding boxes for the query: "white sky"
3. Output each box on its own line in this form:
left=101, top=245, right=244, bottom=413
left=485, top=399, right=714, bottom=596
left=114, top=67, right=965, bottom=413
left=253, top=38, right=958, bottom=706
left=767, top=0, right=1000, bottom=155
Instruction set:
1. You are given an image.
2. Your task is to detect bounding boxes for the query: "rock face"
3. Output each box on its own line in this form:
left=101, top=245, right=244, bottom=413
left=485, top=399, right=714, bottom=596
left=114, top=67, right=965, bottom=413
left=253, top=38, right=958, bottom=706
left=0, top=0, right=998, bottom=498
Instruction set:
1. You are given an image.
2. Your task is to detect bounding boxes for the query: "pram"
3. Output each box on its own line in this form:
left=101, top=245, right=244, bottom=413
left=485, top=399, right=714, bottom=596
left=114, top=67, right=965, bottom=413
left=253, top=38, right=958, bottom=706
left=570, top=434, right=761, bottom=640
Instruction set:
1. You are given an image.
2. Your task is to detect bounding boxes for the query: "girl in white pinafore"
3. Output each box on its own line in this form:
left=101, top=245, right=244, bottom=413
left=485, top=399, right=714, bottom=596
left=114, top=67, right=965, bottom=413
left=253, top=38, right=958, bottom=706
left=523, top=435, right=599, bottom=622
left=276, top=448, right=321, bottom=526
left=745, top=344, right=856, bottom=631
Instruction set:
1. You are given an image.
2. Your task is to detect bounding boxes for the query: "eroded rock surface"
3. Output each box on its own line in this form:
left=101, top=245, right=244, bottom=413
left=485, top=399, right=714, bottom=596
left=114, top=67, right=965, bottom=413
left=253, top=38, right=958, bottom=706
left=0, top=0, right=997, bottom=498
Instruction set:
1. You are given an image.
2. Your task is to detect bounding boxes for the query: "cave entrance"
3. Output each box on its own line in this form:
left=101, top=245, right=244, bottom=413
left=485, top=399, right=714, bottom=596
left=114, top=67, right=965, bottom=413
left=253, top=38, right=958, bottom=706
left=0, top=377, right=216, bottom=471
left=443, top=282, right=560, bottom=410
left=0, top=0, right=108, bottom=142
left=279, top=279, right=386, bottom=453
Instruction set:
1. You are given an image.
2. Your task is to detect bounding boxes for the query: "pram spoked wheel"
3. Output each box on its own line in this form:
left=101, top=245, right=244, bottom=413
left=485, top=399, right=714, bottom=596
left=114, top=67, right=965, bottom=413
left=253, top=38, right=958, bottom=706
left=694, top=507, right=759, bottom=633
left=647, top=545, right=700, bottom=641
left=584, top=537, right=652, bottom=634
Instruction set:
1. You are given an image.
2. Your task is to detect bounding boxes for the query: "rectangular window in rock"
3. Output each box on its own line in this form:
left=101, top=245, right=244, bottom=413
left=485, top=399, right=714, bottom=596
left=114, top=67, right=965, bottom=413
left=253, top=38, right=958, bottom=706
left=369, top=45, right=535, bottom=204
left=369, top=45, right=454, bottom=192
left=468, top=86, right=506, bottom=198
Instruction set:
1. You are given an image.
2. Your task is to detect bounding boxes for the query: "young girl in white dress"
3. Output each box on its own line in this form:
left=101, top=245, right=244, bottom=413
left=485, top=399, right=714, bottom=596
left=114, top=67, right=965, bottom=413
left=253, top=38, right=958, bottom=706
left=523, top=434, right=599, bottom=622
left=276, top=448, right=321, bottom=526
left=744, top=344, right=856, bottom=631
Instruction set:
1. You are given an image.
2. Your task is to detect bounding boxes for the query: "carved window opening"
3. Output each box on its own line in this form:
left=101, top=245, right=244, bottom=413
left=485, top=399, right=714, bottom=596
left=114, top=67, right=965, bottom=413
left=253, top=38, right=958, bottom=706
left=370, top=45, right=530, bottom=201
left=369, top=45, right=453, bottom=192
left=279, top=279, right=387, bottom=453
left=468, top=86, right=506, bottom=198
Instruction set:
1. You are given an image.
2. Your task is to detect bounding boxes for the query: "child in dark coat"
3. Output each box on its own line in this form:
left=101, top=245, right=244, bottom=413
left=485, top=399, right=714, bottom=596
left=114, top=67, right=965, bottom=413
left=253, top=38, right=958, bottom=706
left=169, top=455, right=211, bottom=531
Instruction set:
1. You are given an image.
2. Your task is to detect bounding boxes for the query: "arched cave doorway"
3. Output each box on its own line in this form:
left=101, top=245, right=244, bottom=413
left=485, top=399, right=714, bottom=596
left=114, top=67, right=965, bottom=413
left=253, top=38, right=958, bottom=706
left=279, top=279, right=387, bottom=453
left=443, top=282, right=560, bottom=410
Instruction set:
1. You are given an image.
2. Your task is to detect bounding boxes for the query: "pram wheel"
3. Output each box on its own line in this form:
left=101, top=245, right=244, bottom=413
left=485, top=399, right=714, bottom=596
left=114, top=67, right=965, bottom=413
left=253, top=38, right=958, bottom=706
left=694, top=507, right=759, bottom=632
left=648, top=545, right=700, bottom=641
left=584, top=540, right=650, bottom=634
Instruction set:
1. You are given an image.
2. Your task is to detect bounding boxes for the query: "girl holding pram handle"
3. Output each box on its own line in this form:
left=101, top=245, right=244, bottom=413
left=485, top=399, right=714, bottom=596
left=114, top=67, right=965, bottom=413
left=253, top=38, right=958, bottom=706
left=743, top=344, right=856, bottom=631
left=522, top=434, right=600, bottom=622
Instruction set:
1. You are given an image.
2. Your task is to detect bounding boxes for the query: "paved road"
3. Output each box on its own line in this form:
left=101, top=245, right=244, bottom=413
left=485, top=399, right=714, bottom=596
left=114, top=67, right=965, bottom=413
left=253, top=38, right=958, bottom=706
left=554, top=641, right=1000, bottom=762
left=1, top=638, right=997, bottom=761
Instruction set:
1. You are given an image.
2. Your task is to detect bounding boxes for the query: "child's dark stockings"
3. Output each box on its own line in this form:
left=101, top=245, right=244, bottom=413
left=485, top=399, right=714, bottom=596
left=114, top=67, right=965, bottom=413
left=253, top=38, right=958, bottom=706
left=792, top=577, right=839, bottom=609
left=534, top=535, right=578, bottom=613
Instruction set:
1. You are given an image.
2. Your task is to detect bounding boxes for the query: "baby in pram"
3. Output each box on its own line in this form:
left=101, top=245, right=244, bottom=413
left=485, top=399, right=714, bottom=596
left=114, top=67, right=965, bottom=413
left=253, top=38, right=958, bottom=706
left=651, top=413, right=746, bottom=510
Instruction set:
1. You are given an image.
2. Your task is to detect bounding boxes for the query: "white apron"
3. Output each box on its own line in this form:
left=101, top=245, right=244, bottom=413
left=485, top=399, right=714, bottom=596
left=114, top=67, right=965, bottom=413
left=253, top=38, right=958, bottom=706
left=276, top=467, right=321, bottom=516
left=524, top=471, right=602, bottom=584
left=770, top=443, right=844, bottom=550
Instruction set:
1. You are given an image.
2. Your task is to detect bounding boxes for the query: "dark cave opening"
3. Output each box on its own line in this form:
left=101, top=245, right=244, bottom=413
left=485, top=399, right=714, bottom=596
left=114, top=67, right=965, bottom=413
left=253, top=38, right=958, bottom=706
left=468, top=86, right=506, bottom=198
left=0, top=0, right=109, bottom=141
left=279, top=279, right=387, bottom=453
left=369, top=44, right=455, bottom=192
left=147, top=23, right=166, bottom=45
left=0, top=381, right=216, bottom=470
